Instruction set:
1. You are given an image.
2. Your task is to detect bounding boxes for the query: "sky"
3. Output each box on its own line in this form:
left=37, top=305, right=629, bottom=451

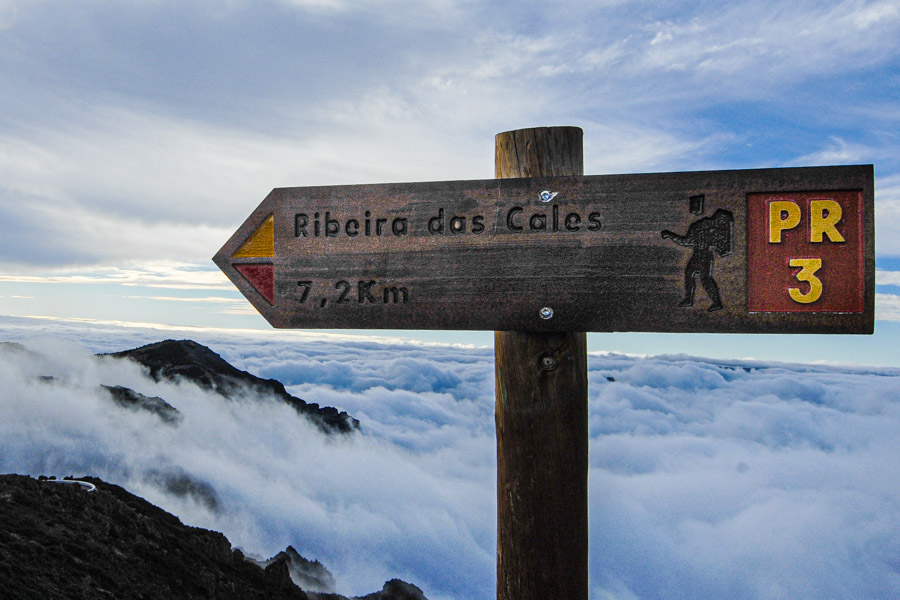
left=1, top=316, right=898, bottom=600
left=0, top=1, right=899, bottom=363
left=0, top=3, right=899, bottom=597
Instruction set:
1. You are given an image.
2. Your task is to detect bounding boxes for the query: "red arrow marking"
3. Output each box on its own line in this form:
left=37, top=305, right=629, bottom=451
left=234, top=264, right=274, bottom=304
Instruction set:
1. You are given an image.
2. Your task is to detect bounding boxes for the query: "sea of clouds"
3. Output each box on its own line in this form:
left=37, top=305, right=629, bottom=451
left=0, top=316, right=898, bottom=600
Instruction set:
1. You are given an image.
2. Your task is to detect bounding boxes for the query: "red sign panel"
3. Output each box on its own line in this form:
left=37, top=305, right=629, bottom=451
left=747, top=190, right=864, bottom=313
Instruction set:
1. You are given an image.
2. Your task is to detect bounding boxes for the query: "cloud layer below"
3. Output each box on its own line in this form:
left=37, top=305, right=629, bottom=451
left=1, top=319, right=898, bottom=599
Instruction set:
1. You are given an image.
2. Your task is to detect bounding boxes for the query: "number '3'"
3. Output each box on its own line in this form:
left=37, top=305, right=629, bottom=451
left=788, top=258, right=823, bottom=304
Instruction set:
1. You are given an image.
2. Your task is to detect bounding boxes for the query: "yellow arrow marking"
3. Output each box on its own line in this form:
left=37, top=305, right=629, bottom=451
left=233, top=214, right=274, bottom=258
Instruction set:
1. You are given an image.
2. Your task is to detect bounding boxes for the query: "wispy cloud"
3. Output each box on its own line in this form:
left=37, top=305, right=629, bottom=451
left=793, top=136, right=879, bottom=166
left=121, top=295, right=242, bottom=304
left=876, top=292, right=900, bottom=321
left=876, top=269, right=900, bottom=286
left=876, top=174, right=900, bottom=255
left=634, top=1, right=900, bottom=81
left=0, top=263, right=232, bottom=290
left=1, top=0, right=897, bottom=273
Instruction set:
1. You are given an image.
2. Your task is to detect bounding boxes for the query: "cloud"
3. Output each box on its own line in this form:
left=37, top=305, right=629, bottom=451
left=0, top=263, right=233, bottom=290
left=585, top=354, right=900, bottom=599
left=2, top=0, right=898, bottom=274
left=792, top=136, right=879, bottom=166
left=0, top=100, right=492, bottom=270
left=877, top=270, right=900, bottom=286
left=1, top=319, right=899, bottom=599
left=634, top=1, right=900, bottom=81
left=876, top=174, right=900, bottom=255
left=0, top=265, right=234, bottom=297
left=0, top=335, right=496, bottom=599
left=0, top=0, right=14, bottom=29
left=876, top=293, right=900, bottom=321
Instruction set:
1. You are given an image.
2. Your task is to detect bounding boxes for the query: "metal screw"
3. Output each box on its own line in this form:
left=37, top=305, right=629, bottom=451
left=540, top=354, right=558, bottom=370
left=539, top=190, right=558, bottom=202
left=539, top=306, right=554, bottom=320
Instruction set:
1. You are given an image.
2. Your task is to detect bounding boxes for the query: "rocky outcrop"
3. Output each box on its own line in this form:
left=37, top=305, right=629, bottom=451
left=0, top=474, right=308, bottom=599
left=143, top=467, right=222, bottom=513
left=105, top=340, right=359, bottom=434
left=256, top=546, right=338, bottom=593
left=355, top=579, right=429, bottom=600
left=102, top=384, right=183, bottom=425
left=0, top=474, right=428, bottom=600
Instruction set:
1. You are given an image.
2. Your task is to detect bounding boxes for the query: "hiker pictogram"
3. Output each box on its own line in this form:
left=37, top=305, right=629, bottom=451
left=661, top=196, right=733, bottom=312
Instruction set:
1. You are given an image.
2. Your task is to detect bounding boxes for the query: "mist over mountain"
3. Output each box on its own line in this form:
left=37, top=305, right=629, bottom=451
left=107, top=339, right=359, bottom=434
left=0, top=318, right=898, bottom=599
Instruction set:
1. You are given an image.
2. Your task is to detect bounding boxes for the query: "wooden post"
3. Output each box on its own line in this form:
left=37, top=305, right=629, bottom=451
left=494, top=127, right=589, bottom=600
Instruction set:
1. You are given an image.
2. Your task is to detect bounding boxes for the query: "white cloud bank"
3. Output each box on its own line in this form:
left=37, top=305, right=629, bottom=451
left=1, top=319, right=898, bottom=599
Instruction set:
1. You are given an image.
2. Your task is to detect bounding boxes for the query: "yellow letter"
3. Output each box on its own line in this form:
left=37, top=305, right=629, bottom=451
left=809, top=200, right=845, bottom=243
left=769, top=201, right=801, bottom=243
left=788, top=258, right=823, bottom=304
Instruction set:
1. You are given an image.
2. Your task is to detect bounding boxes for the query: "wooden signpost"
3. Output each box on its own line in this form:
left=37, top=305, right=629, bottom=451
left=214, top=159, right=874, bottom=335
left=214, top=127, right=875, bottom=600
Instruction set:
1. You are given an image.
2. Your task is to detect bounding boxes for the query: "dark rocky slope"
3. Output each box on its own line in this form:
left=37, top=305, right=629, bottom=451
left=105, top=339, right=359, bottom=434
left=101, top=384, right=183, bottom=425
left=0, top=474, right=427, bottom=600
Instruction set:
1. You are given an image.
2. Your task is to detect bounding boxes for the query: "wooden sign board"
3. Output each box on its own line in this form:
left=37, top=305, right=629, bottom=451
left=214, top=165, right=874, bottom=333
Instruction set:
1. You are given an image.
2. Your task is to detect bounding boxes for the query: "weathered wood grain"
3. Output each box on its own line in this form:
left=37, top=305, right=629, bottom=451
left=494, top=126, right=589, bottom=600
left=213, top=163, right=874, bottom=334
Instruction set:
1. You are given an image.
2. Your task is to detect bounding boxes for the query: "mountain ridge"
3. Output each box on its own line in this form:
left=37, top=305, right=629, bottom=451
left=104, top=339, right=359, bottom=434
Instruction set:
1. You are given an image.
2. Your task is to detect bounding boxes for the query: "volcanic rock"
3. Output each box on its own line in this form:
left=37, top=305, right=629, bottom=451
left=0, top=474, right=308, bottom=599
left=102, top=384, right=183, bottom=425
left=356, top=579, right=429, bottom=600
left=257, top=546, right=338, bottom=593
left=0, top=474, right=430, bottom=600
left=105, top=339, right=359, bottom=434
